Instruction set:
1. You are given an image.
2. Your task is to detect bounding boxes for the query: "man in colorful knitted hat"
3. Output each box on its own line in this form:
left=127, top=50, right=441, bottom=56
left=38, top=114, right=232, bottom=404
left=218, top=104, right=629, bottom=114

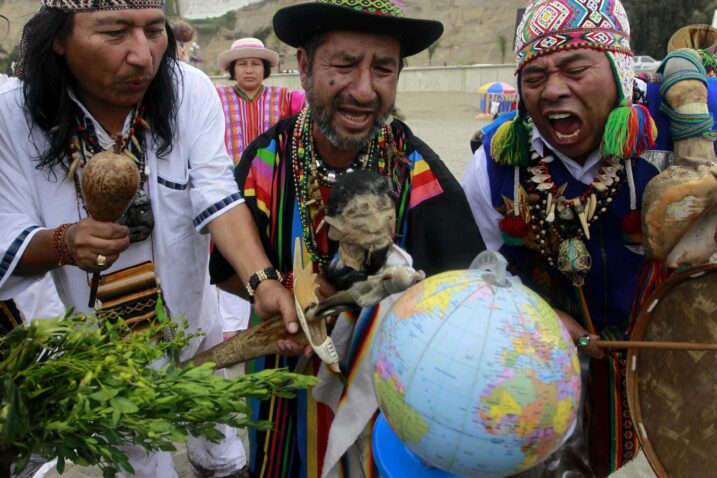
left=462, top=0, right=661, bottom=476
left=209, top=1, right=485, bottom=477
left=0, top=1, right=276, bottom=476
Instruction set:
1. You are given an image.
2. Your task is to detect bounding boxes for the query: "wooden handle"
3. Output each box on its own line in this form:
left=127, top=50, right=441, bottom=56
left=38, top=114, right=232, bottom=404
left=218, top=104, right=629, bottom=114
left=184, top=316, right=309, bottom=369
left=88, top=271, right=101, bottom=308
left=594, top=340, right=717, bottom=351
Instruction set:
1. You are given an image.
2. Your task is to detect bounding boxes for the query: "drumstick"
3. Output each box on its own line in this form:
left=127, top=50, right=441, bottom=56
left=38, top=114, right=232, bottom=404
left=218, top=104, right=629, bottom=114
left=593, top=340, right=717, bottom=351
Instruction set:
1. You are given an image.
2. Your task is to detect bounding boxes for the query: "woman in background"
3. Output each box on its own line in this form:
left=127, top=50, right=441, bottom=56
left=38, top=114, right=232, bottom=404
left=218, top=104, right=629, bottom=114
left=215, top=38, right=305, bottom=338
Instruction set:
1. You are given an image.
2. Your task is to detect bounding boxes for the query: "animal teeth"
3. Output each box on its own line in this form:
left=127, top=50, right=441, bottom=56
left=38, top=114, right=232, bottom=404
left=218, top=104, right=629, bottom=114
left=528, top=166, right=544, bottom=175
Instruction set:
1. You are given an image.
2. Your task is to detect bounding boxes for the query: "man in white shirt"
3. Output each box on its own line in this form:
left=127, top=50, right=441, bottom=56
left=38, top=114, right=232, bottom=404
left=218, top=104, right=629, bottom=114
left=0, top=1, right=287, bottom=476
left=461, top=0, right=662, bottom=476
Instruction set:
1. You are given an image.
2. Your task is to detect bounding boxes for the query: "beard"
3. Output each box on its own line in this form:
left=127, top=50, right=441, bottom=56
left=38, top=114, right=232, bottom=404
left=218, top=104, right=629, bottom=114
left=306, top=75, right=394, bottom=152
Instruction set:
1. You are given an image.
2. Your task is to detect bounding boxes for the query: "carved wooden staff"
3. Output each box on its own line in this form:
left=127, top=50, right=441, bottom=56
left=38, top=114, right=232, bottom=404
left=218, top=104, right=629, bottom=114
left=80, top=151, right=140, bottom=307
left=186, top=315, right=310, bottom=369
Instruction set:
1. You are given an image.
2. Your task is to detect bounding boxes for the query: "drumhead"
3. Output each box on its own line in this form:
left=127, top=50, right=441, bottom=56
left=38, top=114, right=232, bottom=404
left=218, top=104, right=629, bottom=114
left=626, top=263, right=717, bottom=478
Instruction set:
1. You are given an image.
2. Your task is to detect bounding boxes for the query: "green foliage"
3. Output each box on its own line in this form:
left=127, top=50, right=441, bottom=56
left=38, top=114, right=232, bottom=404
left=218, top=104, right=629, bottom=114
left=252, top=25, right=273, bottom=44
left=0, top=314, right=318, bottom=477
left=427, top=41, right=440, bottom=67
left=165, top=0, right=179, bottom=17
left=622, top=0, right=715, bottom=58
left=496, top=35, right=507, bottom=64
left=193, top=11, right=237, bottom=39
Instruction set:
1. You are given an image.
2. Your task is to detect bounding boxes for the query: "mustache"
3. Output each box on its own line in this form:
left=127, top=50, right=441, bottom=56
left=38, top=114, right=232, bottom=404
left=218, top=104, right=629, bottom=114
left=333, top=93, right=381, bottom=111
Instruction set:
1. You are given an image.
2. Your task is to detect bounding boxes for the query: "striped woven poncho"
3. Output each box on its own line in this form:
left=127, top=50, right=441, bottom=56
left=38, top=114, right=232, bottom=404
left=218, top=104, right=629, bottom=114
left=210, top=114, right=484, bottom=478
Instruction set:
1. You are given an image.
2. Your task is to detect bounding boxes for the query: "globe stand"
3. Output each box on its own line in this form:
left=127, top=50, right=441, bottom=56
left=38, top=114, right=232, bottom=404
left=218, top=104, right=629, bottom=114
left=373, top=413, right=460, bottom=478
left=469, top=250, right=510, bottom=287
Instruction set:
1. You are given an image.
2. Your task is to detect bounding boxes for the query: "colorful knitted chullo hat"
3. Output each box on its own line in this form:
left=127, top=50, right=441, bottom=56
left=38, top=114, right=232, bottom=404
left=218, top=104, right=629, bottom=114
left=491, top=0, right=656, bottom=165
left=41, top=0, right=164, bottom=11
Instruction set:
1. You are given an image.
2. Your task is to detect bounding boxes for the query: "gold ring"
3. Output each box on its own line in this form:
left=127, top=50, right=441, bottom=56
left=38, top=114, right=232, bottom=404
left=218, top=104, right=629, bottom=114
left=96, top=254, right=107, bottom=267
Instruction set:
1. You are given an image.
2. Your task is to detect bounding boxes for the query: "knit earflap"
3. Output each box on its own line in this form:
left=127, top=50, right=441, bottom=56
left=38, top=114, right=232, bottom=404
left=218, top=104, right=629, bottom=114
left=601, top=51, right=658, bottom=159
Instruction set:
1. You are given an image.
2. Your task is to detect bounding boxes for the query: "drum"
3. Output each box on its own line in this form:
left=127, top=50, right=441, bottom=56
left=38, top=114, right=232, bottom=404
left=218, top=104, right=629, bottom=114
left=626, top=263, right=717, bottom=478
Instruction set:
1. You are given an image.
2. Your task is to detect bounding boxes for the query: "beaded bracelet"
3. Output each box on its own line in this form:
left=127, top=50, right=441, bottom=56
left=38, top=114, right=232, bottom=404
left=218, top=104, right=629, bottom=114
left=246, top=267, right=283, bottom=302
left=52, top=223, right=76, bottom=266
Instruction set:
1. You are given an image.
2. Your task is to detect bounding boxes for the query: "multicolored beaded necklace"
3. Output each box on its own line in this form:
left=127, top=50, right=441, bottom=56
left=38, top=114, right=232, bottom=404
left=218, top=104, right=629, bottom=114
left=500, top=143, right=639, bottom=286
left=68, top=103, right=148, bottom=179
left=290, top=107, right=394, bottom=265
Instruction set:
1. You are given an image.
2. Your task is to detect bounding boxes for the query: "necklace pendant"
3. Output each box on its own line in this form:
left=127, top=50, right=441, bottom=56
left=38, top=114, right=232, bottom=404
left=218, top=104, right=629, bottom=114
left=587, top=193, right=597, bottom=221
left=573, top=199, right=591, bottom=240
left=546, top=201, right=557, bottom=223
left=599, top=174, right=614, bottom=186
left=118, top=189, right=154, bottom=243
left=557, top=238, right=591, bottom=287
left=557, top=198, right=574, bottom=221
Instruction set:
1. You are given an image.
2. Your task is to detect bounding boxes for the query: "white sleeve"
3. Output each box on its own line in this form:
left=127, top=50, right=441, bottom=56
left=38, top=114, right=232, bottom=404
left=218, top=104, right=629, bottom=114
left=182, top=68, right=244, bottom=233
left=460, top=146, right=506, bottom=252
left=0, top=91, right=49, bottom=297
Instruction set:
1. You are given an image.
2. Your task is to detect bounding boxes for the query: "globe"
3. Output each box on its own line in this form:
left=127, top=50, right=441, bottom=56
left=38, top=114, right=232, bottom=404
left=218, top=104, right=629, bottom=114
left=371, top=266, right=581, bottom=478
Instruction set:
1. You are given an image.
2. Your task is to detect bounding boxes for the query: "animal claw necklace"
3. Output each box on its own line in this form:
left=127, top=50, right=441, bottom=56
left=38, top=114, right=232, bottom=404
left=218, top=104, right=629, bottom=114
left=500, top=142, right=638, bottom=287
left=68, top=103, right=154, bottom=243
left=291, top=107, right=392, bottom=265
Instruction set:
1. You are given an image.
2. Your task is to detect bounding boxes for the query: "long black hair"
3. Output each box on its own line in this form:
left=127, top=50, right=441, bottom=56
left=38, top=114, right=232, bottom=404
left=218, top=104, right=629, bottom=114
left=17, top=7, right=179, bottom=174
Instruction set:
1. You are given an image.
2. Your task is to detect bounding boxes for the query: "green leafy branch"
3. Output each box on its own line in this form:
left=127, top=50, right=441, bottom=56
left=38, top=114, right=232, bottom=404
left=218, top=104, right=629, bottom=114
left=0, top=314, right=318, bottom=477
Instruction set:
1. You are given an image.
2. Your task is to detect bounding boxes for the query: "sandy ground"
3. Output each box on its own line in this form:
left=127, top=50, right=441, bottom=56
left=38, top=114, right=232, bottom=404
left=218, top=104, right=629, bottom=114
left=41, top=92, right=656, bottom=477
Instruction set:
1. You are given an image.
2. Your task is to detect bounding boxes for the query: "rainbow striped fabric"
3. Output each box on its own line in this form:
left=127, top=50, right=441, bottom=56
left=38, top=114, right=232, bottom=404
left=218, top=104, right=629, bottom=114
left=231, top=115, right=475, bottom=478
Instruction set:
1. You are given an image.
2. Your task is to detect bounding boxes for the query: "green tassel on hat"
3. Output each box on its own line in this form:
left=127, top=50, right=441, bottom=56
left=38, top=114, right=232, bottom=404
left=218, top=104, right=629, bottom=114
left=601, top=99, right=657, bottom=159
left=491, top=116, right=531, bottom=167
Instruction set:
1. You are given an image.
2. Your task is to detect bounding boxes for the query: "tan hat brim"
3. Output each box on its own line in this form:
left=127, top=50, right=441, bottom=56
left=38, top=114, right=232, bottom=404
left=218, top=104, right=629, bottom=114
left=217, top=47, right=280, bottom=70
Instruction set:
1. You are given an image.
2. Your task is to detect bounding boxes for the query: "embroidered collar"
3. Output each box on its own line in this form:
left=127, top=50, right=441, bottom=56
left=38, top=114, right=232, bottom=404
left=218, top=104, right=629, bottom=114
left=233, top=84, right=264, bottom=102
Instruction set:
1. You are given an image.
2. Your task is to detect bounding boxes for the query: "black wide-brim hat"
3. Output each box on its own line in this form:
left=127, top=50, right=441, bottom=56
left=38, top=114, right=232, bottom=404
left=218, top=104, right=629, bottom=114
left=273, top=0, right=443, bottom=57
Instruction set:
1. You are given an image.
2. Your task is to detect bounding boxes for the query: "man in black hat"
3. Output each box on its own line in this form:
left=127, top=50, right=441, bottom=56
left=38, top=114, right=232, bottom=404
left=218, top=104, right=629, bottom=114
left=209, top=1, right=484, bottom=476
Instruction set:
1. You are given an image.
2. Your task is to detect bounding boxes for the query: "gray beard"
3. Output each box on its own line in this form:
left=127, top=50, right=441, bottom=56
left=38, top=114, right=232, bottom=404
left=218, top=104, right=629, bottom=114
left=306, top=76, right=393, bottom=152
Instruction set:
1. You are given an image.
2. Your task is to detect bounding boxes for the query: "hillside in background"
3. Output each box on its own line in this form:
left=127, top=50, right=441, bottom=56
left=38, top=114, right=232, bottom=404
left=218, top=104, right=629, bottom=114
left=0, top=0, right=525, bottom=74
left=3, top=0, right=714, bottom=75
left=186, top=0, right=527, bottom=74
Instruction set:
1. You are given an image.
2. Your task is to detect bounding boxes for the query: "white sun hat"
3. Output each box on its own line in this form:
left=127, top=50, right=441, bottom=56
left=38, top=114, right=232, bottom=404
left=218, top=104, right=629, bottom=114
left=217, top=37, right=280, bottom=70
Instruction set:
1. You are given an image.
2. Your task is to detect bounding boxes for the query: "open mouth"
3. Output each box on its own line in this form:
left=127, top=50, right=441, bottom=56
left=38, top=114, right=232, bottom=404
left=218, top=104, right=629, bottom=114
left=548, top=113, right=582, bottom=142
left=338, top=109, right=373, bottom=129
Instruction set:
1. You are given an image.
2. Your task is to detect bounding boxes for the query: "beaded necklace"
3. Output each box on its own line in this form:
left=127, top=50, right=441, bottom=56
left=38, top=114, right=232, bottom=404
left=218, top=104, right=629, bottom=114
left=290, top=107, right=394, bottom=265
left=500, top=142, right=637, bottom=286
left=68, top=103, right=148, bottom=179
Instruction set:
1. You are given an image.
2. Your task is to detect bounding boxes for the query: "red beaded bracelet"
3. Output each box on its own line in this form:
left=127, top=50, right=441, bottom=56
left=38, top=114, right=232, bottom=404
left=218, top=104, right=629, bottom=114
left=52, top=223, right=76, bottom=266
